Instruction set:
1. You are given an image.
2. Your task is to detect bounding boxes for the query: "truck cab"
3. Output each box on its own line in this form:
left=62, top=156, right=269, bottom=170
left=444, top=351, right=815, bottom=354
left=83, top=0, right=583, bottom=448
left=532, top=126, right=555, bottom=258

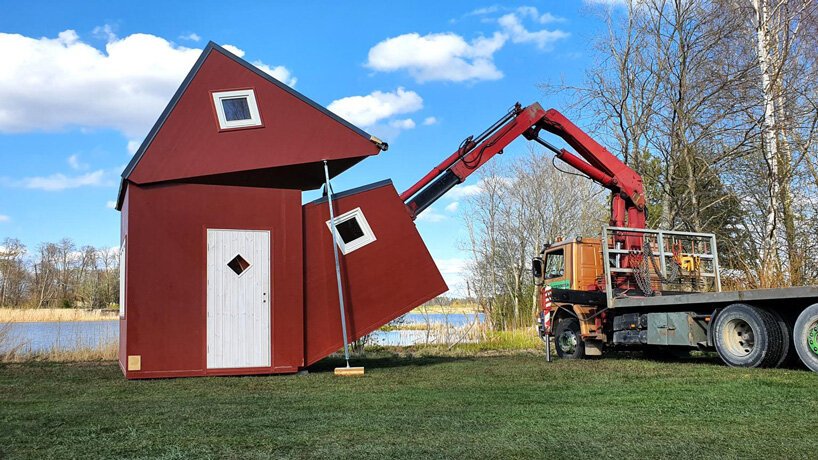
left=538, top=238, right=603, bottom=292
left=534, top=238, right=607, bottom=357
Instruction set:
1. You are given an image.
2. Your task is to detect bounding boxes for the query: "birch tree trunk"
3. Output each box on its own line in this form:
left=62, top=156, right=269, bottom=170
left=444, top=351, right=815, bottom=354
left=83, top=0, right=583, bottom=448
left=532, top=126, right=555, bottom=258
left=752, top=0, right=782, bottom=284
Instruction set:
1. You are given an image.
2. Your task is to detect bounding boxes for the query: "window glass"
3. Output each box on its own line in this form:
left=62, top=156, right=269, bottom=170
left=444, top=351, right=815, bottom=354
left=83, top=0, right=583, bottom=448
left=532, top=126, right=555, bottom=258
left=544, top=249, right=565, bottom=279
left=336, top=218, right=365, bottom=244
left=222, top=97, right=252, bottom=121
left=227, top=254, right=251, bottom=276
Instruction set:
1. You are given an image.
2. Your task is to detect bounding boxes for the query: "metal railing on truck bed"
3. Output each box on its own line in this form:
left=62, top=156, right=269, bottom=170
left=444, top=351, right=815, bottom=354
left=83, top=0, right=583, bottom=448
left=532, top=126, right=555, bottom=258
left=601, top=226, right=722, bottom=308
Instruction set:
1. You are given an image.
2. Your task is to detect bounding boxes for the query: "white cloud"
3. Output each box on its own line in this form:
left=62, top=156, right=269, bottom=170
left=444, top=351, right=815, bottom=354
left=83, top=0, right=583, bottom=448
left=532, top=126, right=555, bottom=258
left=0, top=30, right=295, bottom=137
left=515, top=6, right=565, bottom=24
left=126, top=139, right=141, bottom=155
left=434, top=257, right=469, bottom=296
left=422, top=116, right=438, bottom=126
left=106, top=200, right=116, bottom=209
left=221, top=44, right=243, bottom=56
left=328, top=87, right=422, bottom=127
left=447, top=183, right=484, bottom=199
left=389, top=118, right=416, bottom=130
left=67, top=154, right=85, bottom=170
left=468, top=6, right=501, bottom=16
left=468, top=5, right=565, bottom=21
left=252, top=62, right=297, bottom=87
left=0, top=214, right=9, bottom=223
left=417, top=207, right=446, bottom=223
left=367, top=8, right=567, bottom=83
left=366, top=32, right=506, bottom=83
left=92, top=25, right=117, bottom=42
left=498, top=12, right=570, bottom=50
left=179, top=33, right=201, bottom=42
left=18, top=169, right=109, bottom=191
left=446, top=177, right=515, bottom=199
left=221, top=44, right=297, bottom=87
left=445, top=201, right=460, bottom=212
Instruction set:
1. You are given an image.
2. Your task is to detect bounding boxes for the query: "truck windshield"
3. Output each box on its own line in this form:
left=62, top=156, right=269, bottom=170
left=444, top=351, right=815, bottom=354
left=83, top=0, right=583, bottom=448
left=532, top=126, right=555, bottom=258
left=544, top=249, right=565, bottom=279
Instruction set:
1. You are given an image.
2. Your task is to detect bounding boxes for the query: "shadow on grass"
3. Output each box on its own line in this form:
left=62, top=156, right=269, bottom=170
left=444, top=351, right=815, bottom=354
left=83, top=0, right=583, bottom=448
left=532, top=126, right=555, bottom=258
left=603, top=348, right=811, bottom=371
left=307, top=352, right=476, bottom=374
left=558, top=348, right=727, bottom=369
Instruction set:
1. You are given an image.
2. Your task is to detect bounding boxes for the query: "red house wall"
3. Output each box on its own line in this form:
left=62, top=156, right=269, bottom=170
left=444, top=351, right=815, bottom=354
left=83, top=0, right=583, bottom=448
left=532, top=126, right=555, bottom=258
left=303, top=182, right=448, bottom=365
left=122, top=183, right=303, bottom=378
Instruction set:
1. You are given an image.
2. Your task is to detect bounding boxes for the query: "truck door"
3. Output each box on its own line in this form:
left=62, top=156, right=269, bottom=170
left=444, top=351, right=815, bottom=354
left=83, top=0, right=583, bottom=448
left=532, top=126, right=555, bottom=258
left=543, top=247, right=570, bottom=289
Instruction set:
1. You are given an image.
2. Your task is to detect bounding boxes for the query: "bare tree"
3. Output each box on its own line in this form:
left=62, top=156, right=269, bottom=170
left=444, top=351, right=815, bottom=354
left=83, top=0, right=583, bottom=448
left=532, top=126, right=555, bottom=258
left=462, top=150, right=606, bottom=330
left=0, top=238, right=28, bottom=307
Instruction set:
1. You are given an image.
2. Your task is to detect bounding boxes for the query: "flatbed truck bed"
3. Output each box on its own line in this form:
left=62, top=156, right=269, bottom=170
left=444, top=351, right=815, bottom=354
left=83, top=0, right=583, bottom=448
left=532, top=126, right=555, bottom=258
left=611, top=286, right=818, bottom=309
left=538, top=227, right=818, bottom=373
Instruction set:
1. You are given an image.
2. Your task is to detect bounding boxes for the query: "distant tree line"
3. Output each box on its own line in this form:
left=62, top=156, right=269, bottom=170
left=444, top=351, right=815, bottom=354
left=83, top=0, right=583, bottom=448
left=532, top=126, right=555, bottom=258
left=0, top=237, right=119, bottom=309
left=464, top=0, right=818, bottom=330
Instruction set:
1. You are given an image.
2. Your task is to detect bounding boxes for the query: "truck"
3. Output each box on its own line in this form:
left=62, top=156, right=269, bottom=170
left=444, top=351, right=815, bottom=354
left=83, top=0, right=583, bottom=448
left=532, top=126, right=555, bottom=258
left=399, top=102, right=818, bottom=373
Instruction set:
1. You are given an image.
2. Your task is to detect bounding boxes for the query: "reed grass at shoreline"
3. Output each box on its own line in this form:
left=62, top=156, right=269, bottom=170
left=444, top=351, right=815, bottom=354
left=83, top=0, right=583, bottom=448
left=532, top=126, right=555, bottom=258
left=0, top=308, right=118, bottom=323
left=0, top=341, right=118, bottom=363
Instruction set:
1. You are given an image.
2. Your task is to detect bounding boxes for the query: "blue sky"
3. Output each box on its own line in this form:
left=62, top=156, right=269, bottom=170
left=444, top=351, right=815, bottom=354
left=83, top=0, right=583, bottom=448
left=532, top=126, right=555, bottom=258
left=0, top=0, right=617, bottom=295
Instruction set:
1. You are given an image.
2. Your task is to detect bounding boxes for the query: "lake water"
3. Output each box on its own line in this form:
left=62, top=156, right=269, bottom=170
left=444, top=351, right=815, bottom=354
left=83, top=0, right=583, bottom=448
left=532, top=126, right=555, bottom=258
left=1, top=312, right=484, bottom=352
left=1, top=320, right=119, bottom=354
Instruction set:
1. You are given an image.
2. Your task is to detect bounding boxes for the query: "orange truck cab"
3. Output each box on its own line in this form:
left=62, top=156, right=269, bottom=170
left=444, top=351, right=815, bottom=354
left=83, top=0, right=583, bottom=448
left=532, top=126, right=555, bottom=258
left=535, top=237, right=606, bottom=356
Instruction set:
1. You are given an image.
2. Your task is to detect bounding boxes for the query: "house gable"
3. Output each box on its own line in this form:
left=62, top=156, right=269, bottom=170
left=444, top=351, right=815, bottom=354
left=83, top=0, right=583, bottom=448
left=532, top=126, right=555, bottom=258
left=117, top=42, right=384, bottom=208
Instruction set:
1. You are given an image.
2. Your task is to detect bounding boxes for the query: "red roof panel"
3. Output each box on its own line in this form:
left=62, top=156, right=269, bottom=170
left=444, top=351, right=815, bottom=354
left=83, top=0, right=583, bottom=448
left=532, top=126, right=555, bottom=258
left=124, top=43, right=384, bottom=189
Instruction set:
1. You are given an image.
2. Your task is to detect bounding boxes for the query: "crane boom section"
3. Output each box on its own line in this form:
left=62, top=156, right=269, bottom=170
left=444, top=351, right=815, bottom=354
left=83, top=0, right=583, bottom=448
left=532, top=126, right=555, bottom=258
left=536, top=109, right=646, bottom=212
left=401, top=102, right=646, bottom=229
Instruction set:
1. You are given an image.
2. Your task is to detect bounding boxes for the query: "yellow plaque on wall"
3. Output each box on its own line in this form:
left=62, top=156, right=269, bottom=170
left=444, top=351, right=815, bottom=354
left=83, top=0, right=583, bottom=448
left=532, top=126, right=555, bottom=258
left=127, top=355, right=141, bottom=371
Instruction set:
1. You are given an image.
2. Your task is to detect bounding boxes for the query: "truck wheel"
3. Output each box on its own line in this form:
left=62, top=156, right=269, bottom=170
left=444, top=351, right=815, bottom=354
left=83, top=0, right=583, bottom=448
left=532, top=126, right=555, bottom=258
left=793, top=304, right=818, bottom=373
left=768, top=308, right=795, bottom=368
left=554, top=317, right=585, bottom=359
left=713, top=303, right=783, bottom=368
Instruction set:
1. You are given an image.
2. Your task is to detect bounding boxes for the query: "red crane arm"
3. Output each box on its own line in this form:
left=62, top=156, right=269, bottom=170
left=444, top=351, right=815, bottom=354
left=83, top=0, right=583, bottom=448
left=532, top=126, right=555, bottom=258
left=533, top=109, right=646, bottom=218
left=401, top=102, right=646, bottom=229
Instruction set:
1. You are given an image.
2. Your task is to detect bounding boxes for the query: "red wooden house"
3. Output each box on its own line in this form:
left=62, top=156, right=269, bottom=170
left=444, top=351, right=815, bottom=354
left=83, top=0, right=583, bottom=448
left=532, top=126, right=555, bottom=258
left=116, top=42, right=447, bottom=379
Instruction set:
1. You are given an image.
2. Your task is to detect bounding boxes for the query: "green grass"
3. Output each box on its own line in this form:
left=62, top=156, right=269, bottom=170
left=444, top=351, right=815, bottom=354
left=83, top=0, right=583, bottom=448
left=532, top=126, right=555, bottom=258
left=1, top=352, right=817, bottom=459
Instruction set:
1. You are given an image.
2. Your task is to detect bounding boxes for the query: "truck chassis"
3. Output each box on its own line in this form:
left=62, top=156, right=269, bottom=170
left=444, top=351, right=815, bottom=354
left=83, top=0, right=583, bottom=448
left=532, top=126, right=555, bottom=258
left=539, top=226, right=818, bottom=372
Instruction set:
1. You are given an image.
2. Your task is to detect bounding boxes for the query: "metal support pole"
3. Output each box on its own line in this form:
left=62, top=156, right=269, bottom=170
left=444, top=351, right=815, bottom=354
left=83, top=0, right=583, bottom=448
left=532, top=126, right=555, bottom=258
left=545, top=333, right=552, bottom=362
left=601, top=226, right=614, bottom=307
left=712, top=234, right=722, bottom=292
left=323, top=160, right=351, bottom=368
left=657, top=230, right=667, bottom=284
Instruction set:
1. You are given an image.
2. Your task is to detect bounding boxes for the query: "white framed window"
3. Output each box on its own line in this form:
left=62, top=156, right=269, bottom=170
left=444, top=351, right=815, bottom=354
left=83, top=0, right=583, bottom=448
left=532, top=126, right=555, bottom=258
left=326, top=207, right=377, bottom=255
left=119, top=237, right=126, bottom=318
left=212, top=89, right=262, bottom=129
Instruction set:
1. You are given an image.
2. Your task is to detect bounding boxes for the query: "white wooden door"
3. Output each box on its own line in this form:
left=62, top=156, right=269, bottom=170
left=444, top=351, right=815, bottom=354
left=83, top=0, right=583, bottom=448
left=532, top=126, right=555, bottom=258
left=206, top=229, right=271, bottom=369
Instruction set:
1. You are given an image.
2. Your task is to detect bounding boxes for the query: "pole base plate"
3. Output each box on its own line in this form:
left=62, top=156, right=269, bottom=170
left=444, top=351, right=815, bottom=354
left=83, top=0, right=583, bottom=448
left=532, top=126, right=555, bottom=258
left=334, top=366, right=365, bottom=376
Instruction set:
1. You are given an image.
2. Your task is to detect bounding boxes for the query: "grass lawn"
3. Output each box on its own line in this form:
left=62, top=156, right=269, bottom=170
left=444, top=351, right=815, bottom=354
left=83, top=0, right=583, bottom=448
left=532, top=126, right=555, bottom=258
left=1, top=352, right=817, bottom=459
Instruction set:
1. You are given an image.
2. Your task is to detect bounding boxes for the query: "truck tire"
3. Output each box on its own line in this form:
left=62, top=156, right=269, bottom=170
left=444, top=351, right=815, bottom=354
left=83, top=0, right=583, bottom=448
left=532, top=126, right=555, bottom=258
left=554, top=317, right=585, bottom=359
left=793, top=303, right=818, bottom=373
left=768, top=308, right=795, bottom=368
left=713, top=303, right=784, bottom=368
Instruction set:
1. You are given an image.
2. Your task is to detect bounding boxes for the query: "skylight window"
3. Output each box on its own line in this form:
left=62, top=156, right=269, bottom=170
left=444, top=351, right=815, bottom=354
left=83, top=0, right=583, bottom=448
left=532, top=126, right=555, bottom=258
left=326, top=207, right=377, bottom=255
left=212, top=89, right=262, bottom=129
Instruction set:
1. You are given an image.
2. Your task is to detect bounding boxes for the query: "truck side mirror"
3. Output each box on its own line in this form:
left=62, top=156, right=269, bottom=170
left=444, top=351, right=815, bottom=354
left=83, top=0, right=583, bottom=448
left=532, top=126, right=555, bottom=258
left=532, top=257, right=544, bottom=279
